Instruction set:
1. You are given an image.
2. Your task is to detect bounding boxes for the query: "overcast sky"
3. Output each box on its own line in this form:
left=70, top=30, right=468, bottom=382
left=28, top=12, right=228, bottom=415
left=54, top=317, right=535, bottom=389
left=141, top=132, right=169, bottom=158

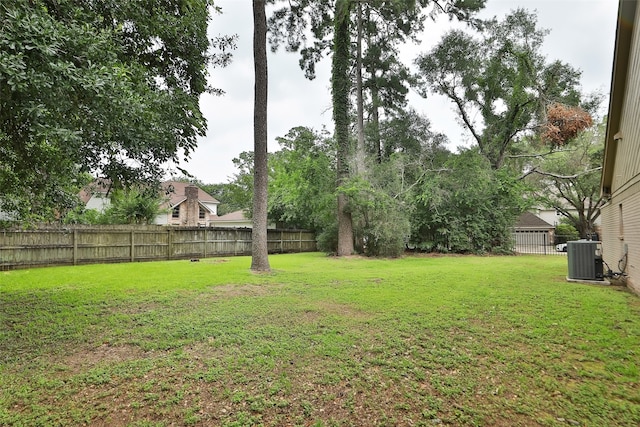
left=176, top=0, right=619, bottom=184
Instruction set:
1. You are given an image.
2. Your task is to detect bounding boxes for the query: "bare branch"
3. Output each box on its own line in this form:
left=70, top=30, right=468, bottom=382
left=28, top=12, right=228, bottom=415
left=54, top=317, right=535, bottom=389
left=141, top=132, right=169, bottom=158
left=518, top=167, right=538, bottom=180
left=508, top=150, right=556, bottom=160
left=432, top=0, right=447, bottom=15
left=393, top=167, right=450, bottom=199
left=526, top=166, right=602, bottom=181
left=438, top=82, right=483, bottom=148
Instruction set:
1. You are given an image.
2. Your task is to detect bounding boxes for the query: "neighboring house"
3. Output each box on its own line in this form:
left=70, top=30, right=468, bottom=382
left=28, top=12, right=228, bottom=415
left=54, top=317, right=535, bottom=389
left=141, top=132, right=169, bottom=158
left=530, top=206, right=563, bottom=227
left=209, top=210, right=276, bottom=229
left=79, top=180, right=220, bottom=227
left=513, top=212, right=555, bottom=251
left=78, top=179, right=111, bottom=213
left=530, top=205, right=601, bottom=231
left=154, top=181, right=220, bottom=227
left=78, top=180, right=276, bottom=230
left=210, top=210, right=252, bottom=228
left=601, top=0, right=640, bottom=293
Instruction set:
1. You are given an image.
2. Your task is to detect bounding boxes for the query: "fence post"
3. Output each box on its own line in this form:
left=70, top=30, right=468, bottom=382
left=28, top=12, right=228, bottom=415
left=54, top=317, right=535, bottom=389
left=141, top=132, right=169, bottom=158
left=130, top=230, right=135, bottom=262
left=73, top=229, right=78, bottom=266
left=234, top=229, right=238, bottom=256
left=203, top=229, right=208, bottom=259
left=167, top=228, right=172, bottom=260
left=280, top=230, right=284, bottom=253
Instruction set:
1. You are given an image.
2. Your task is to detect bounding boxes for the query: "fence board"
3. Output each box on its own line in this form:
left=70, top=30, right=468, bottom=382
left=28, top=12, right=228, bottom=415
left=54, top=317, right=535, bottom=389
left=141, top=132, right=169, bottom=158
left=0, top=226, right=316, bottom=270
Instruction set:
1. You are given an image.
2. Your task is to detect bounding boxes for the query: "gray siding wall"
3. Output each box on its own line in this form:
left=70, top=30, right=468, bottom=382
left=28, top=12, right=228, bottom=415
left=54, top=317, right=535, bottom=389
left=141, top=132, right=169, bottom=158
left=601, top=182, right=640, bottom=294
left=601, top=4, right=640, bottom=294
left=614, top=4, right=640, bottom=191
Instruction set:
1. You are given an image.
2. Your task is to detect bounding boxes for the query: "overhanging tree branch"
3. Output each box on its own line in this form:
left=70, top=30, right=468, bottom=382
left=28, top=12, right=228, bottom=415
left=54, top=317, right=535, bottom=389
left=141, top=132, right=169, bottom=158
left=525, top=166, right=602, bottom=180
left=440, top=82, right=483, bottom=147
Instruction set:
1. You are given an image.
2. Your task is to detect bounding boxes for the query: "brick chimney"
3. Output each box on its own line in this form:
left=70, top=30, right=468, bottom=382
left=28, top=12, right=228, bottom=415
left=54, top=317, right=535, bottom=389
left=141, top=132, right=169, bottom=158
left=184, top=185, right=199, bottom=226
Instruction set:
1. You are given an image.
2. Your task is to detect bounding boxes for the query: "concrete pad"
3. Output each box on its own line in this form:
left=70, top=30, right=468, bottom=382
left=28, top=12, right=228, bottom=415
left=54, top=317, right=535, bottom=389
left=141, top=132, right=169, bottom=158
left=566, top=277, right=611, bottom=285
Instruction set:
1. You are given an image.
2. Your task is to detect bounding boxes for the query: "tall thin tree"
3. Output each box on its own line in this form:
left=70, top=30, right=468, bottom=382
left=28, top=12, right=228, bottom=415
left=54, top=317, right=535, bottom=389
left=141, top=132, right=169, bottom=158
left=251, top=0, right=270, bottom=271
left=333, top=0, right=355, bottom=256
left=354, top=1, right=366, bottom=174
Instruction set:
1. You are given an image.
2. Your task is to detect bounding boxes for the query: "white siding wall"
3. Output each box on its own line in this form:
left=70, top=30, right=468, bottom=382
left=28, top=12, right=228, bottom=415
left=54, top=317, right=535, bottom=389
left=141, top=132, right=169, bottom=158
left=85, top=195, right=110, bottom=213
left=153, top=213, right=170, bottom=225
left=536, top=209, right=562, bottom=226
left=202, top=202, right=218, bottom=216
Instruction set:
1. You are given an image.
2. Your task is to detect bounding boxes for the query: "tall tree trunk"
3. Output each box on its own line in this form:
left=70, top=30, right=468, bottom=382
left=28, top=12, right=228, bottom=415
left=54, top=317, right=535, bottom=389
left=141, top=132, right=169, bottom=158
left=332, top=0, right=354, bottom=256
left=371, top=87, right=382, bottom=162
left=251, top=0, right=270, bottom=272
left=365, top=6, right=382, bottom=163
left=354, top=1, right=366, bottom=174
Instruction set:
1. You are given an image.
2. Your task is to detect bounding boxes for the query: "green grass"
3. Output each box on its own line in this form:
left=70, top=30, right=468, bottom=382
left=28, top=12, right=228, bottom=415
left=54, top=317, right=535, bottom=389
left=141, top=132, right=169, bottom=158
left=1, top=253, right=639, bottom=426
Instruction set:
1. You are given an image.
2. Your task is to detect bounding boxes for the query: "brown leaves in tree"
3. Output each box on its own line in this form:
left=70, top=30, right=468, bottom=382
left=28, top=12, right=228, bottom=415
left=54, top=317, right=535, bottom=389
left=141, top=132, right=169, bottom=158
left=542, top=103, right=593, bottom=147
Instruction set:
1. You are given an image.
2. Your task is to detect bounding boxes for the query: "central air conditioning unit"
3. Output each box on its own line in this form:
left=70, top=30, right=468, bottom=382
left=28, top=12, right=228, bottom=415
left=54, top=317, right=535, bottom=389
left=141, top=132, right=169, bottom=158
left=567, top=240, right=604, bottom=281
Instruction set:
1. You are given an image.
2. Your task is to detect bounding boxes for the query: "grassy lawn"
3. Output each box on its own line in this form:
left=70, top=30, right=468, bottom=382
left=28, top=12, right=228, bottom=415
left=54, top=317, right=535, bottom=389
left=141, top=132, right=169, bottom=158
left=1, top=253, right=639, bottom=426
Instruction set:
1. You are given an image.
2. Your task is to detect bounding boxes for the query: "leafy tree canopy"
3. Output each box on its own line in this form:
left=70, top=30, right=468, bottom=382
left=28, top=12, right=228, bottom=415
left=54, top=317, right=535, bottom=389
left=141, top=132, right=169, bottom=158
left=415, top=8, right=585, bottom=169
left=269, top=127, right=336, bottom=230
left=63, top=186, right=165, bottom=225
left=375, top=108, right=449, bottom=161
left=525, top=117, right=605, bottom=238
left=0, top=0, right=234, bottom=221
left=268, top=0, right=485, bottom=80
left=411, top=149, right=529, bottom=253
left=222, top=127, right=335, bottom=230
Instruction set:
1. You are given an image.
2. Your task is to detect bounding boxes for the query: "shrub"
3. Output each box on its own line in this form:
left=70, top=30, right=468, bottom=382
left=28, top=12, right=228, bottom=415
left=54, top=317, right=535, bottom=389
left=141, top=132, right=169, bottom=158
left=555, top=223, right=579, bottom=243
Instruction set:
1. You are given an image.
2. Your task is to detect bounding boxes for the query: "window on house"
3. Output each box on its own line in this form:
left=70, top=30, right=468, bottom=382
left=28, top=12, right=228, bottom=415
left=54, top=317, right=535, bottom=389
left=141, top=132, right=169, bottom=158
left=172, top=205, right=180, bottom=219
left=199, top=206, right=206, bottom=220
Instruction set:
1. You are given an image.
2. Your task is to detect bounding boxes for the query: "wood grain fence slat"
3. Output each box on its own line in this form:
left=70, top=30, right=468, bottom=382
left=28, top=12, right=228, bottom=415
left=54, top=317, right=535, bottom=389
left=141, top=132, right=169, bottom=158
left=0, top=226, right=316, bottom=270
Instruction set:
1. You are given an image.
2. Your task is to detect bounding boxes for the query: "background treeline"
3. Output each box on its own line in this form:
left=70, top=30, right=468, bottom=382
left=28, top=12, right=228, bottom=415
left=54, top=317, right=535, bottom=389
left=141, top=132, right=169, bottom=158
left=1, top=2, right=603, bottom=256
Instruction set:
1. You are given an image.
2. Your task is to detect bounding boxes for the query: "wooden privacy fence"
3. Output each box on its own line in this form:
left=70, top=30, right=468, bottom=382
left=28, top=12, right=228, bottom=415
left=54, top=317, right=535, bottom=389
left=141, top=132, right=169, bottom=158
left=0, top=225, right=316, bottom=270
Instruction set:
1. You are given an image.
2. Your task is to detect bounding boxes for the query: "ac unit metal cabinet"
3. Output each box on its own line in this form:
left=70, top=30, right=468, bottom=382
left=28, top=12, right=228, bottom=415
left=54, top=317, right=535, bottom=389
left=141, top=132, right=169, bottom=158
left=567, top=240, right=604, bottom=281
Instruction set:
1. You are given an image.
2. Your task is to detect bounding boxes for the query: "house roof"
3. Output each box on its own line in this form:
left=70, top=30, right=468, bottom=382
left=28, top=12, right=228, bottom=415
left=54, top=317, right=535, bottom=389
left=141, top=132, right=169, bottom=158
left=602, top=0, right=637, bottom=195
left=78, top=179, right=112, bottom=204
left=161, top=181, right=219, bottom=207
left=515, top=212, right=554, bottom=230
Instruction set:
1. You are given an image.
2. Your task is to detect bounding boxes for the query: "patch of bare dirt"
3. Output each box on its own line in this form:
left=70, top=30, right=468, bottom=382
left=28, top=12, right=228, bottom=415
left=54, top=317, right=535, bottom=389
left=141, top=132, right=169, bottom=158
left=207, top=283, right=282, bottom=298
left=59, top=343, right=149, bottom=374
left=106, top=301, right=163, bottom=315
left=202, top=258, right=230, bottom=264
left=315, top=301, right=372, bottom=321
